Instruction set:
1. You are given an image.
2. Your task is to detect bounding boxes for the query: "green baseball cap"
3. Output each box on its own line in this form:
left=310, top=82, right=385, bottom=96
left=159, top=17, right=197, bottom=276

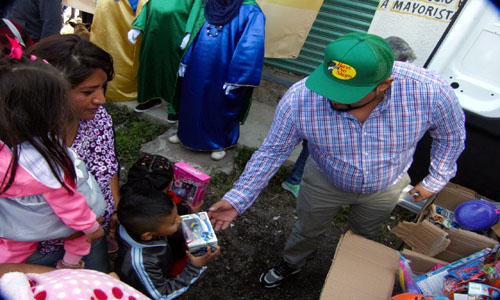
left=305, top=32, right=395, bottom=104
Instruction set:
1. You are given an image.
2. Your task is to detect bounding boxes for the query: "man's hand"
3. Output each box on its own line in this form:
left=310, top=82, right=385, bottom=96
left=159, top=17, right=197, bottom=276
left=208, top=200, right=238, bottom=231
left=408, top=183, right=435, bottom=202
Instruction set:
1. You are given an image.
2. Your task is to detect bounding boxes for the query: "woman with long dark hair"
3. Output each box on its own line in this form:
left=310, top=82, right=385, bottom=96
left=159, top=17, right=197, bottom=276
left=25, top=34, right=119, bottom=272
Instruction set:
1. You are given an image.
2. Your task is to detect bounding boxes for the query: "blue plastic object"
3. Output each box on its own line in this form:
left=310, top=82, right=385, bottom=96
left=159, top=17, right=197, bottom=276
left=454, top=200, right=500, bottom=231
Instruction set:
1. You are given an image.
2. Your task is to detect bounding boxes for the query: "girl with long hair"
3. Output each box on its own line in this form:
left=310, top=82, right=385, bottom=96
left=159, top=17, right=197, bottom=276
left=0, top=54, right=105, bottom=268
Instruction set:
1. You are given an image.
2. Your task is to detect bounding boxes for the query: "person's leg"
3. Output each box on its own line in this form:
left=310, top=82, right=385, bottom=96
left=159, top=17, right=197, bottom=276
left=82, top=236, right=110, bottom=273
left=167, top=100, right=179, bottom=123
left=26, top=237, right=109, bottom=271
left=282, top=159, right=354, bottom=267
left=134, top=98, right=162, bottom=113
left=260, top=160, right=355, bottom=288
left=282, top=141, right=309, bottom=197
left=61, top=235, right=90, bottom=267
left=349, top=173, right=411, bottom=239
left=25, top=247, right=64, bottom=268
left=0, top=239, right=38, bottom=263
left=286, top=140, right=309, bottom=185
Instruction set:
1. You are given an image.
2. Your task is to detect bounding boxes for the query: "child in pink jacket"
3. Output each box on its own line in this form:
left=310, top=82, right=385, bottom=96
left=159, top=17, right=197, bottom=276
left=0, top=53, right=104, bottom=268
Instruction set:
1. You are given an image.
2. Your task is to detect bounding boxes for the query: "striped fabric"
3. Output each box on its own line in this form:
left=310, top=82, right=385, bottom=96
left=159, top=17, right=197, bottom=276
left=224, top=61, right=465, bottom=213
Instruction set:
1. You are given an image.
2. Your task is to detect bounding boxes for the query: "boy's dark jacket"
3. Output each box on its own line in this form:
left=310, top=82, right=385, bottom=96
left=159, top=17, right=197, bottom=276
left=114, top=225, right=206, bottom=299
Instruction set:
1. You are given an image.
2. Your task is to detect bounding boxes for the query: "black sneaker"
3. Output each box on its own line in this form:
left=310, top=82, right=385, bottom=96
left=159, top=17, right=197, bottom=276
left=134, top=98, right=162, bottom=113
left=167, top=113, right=179, bottom=124
left=259, top=259, right=301, bottom=288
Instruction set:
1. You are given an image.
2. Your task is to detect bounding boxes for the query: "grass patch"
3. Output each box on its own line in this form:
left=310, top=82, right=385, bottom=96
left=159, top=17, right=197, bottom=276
left=205, top=145, right=294, bottom=205
left=106, top=103, right=168, bottom=170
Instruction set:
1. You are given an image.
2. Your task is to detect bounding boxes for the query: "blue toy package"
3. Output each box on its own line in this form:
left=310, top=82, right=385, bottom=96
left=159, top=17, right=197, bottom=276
left=181, top=212, right=218, bottom=256
left=428, top=204, right=461, bottom=229
left=467, top=282, right=500, bottom=299
left=415, top=248, right=492, bottom=297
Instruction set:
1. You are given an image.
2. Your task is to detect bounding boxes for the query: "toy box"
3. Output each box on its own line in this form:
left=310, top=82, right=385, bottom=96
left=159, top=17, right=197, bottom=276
left=319, top=230, right=490, bottom=300
left=180, top=212, right=218, bottom=256
left=392, top=183, right=498, bottom=263
left=170, top=161, right=210, bottom=208
left=319, top=183, right=500, bottom=299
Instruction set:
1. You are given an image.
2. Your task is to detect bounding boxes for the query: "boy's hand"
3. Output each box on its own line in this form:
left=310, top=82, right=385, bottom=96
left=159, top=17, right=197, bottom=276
left=186, top=246, right=220, bottom=267
left=86, top=225, right=105, bottom=243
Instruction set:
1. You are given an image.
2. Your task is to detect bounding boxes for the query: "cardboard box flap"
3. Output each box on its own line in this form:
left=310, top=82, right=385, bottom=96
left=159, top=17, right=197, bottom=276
left=434, top=227, right=498, bottom=262
left=391, top=220, right=451, bottom=256
left=400, top=249, right=448, bottom=274
left=491, top=222, right=500, bottom=238
left=418, top=183, right=480, bottom=222
left=320, top=231, right=400, bottom=300
left=435, top=182, right=478, bottom=207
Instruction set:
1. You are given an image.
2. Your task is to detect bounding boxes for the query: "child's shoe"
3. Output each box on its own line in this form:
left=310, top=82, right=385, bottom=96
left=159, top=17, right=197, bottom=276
left=56, top=259, right=85, bottom=269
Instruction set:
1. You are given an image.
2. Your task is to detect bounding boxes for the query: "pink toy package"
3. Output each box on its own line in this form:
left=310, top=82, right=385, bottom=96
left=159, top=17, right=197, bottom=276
left=170, top=161, right=210, bottom=208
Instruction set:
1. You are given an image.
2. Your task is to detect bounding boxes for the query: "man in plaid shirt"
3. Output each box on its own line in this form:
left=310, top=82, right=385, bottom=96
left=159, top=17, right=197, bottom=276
left=209, top=32, right=466, bottom=288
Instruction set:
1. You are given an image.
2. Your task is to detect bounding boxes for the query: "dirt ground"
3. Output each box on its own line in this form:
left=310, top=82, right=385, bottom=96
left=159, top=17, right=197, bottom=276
left=180, top=187, right=342, bottom=300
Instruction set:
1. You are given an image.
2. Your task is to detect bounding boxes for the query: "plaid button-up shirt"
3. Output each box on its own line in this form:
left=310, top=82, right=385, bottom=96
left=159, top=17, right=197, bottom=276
left=224, top=61, right=465, bottom=214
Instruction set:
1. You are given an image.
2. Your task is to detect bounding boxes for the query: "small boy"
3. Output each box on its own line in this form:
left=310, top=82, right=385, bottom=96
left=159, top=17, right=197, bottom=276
left=114, top=185, right=220, bottom=299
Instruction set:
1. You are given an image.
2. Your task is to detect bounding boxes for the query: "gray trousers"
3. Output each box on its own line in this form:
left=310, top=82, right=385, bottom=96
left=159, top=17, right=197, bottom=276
left=283, top=159, right=410, bottom=267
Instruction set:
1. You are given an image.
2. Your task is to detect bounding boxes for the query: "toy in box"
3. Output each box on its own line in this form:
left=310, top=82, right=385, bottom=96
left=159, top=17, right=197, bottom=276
left=428, top=204, right=460, bottom=229
left=181, top=212, right=218, bottom=256
left=170, top=161, right=210, bottom=208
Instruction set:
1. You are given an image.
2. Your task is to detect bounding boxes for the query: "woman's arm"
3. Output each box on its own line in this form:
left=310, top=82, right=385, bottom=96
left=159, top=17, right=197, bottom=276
left=108, top=174, right=120, bottom=239
left=110, top=174, right=120, bottom=211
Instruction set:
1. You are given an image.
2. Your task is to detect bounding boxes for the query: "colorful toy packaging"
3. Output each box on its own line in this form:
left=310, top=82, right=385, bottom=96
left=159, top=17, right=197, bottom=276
left=180, top=212, right=218, bottom=256
left=467, top=282, right=500, bottom=299
left=398, top=251, right=422, bottom=294
left=428, top=204, right=461, bottom=229
left=391, top=244, right=500, bottom=299
left=170, top=161, right=210, bottom=208
left=415, top=248, right=492, bottom=296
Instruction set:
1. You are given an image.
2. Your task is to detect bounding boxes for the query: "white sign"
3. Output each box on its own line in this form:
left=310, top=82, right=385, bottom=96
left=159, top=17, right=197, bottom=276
left=369, top=0, right=463, bottom=66
left=61, top=0, right=96, bottom=14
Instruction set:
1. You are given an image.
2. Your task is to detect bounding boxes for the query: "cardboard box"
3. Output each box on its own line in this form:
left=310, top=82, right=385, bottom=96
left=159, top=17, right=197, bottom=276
left=320, top=231, right=446, bottom=300
left=319, top=232, right=498, bottom=299
left=414, top=248, right=491, bottom=297
left=170, top=162, right=210, bottom=208
left=180, top=212, right=218, bottom=256
left=392, top=183, right=498, bottom=262
left=320, top=184, right=499, bottom=299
